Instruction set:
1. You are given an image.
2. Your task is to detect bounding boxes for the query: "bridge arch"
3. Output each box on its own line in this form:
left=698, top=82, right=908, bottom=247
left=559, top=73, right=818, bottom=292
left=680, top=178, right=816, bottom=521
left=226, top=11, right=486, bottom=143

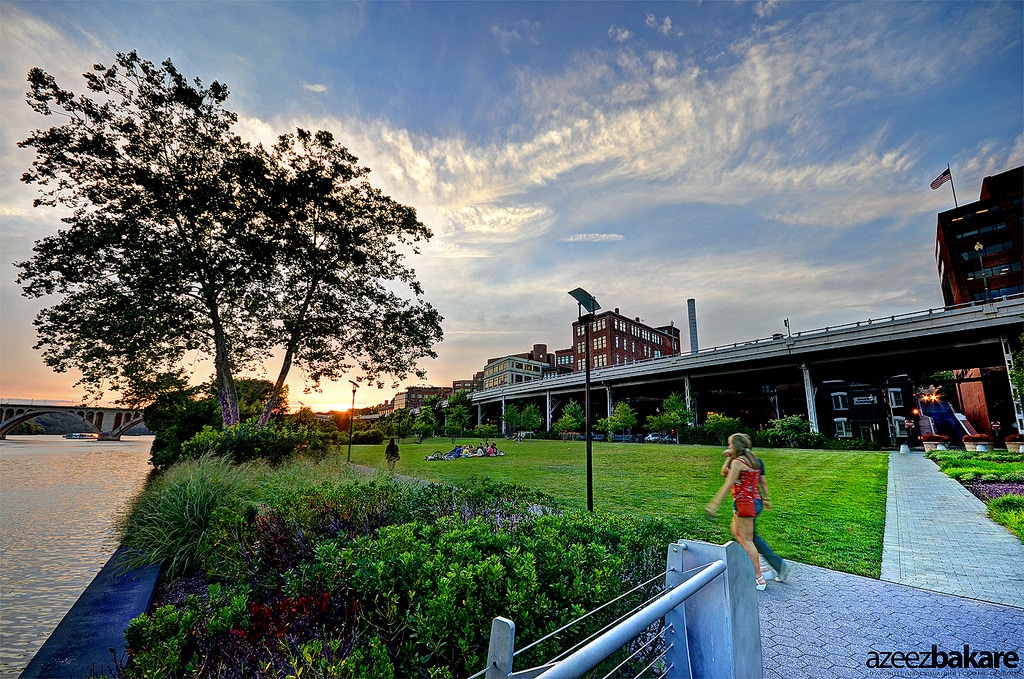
left=0, top=405, right=146, bottom=440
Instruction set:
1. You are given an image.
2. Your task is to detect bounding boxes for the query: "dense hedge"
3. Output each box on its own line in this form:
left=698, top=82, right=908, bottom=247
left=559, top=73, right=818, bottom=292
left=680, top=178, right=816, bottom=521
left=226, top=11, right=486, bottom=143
left=119, top=463, right=712, bottom=677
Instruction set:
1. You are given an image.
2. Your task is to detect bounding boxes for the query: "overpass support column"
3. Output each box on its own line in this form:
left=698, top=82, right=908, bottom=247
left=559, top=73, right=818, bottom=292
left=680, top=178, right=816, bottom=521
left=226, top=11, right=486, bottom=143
left=501, top=396, right=507, bottom=436
left=477, top=403, right=483, bottom=427
left=606, top=387, right=614, bottom=418
left=801, top=363, right=819, bottom=433
left=545, top=392, right=552, bottom=431
left=1003, top=336, right=1024, bottom=434
left=684, top=375, right=693, bottom=415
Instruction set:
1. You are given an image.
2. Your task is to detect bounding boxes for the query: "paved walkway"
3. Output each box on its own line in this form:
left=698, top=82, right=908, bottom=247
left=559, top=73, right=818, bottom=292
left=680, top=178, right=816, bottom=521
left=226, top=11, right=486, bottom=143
left=755, top=447, right=1024, bottom=677
left=881, top=448, right=1024, bottom=608
left=758, top=562, right=1024, bottom=678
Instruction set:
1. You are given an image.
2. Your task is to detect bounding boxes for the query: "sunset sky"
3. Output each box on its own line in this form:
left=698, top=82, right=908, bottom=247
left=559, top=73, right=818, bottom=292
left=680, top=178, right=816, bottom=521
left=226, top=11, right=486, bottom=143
left=1, top=1, right=1021, bottom=412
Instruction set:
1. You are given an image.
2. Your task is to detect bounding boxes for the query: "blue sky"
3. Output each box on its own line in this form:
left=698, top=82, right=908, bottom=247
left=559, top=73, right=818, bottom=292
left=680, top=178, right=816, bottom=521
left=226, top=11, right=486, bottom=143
left=1, top=1, right=1022, bottom=411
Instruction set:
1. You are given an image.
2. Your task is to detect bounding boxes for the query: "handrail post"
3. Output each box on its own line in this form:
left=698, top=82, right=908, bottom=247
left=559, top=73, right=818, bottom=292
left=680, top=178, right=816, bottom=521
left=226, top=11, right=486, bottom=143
left=669, top=540, right=762, bottom=679
left=486, top=616, right=516, bottom=679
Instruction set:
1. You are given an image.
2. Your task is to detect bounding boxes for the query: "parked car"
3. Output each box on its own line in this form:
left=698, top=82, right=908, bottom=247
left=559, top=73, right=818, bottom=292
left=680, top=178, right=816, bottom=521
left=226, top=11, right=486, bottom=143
left=645, top=433, right=666, bottom=442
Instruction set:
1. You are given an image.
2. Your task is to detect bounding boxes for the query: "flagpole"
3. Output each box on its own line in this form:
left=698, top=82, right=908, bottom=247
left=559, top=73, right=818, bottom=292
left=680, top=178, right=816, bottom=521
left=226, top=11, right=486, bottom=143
left=946, top=164, right=958, bottom=208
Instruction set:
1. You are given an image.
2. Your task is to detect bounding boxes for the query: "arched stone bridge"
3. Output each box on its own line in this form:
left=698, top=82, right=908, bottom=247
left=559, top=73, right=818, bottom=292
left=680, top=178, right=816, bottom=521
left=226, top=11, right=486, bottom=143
left=0, top=402, right=146, bottom=440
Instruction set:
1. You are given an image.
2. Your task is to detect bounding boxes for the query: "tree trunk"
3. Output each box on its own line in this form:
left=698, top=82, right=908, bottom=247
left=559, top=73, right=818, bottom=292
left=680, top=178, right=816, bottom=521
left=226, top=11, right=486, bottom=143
left=210, top=311, right=240, bottom=427
left=259, top=347, right=293, bottom=427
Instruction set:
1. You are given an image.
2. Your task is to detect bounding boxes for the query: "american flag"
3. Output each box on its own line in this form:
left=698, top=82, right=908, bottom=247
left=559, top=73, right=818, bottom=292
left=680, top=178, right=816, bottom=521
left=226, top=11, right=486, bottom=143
left=930, top=167, right=952, bottom=190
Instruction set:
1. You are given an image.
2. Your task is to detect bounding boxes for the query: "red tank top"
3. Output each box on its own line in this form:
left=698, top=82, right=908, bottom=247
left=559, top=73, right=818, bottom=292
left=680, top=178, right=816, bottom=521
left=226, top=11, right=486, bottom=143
left=731, top=458, right=760, bottom=500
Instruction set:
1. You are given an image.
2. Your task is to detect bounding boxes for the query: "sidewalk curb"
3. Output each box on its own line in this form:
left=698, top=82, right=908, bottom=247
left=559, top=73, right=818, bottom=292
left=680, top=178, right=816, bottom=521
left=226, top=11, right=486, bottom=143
left=20, top=547, right=160, bottom=679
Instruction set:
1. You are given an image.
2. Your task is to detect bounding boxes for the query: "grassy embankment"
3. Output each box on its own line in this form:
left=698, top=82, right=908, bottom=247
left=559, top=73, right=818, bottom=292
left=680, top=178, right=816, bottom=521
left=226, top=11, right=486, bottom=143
left=349, top=437, right=889, bottom=577
left=926, top=448, right=1024, bottom=541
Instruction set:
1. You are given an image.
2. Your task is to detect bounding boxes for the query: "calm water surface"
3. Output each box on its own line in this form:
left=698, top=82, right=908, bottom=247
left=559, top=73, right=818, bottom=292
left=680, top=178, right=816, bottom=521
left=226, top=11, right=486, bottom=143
left=0, top=435, right=153, bottom=678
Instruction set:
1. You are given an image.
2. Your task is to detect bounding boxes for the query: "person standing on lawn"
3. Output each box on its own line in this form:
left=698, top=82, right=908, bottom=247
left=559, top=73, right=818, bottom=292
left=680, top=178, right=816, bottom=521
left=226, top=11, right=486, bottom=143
left=706, top=433, right=777, bottom=590
left=385, top=438, right=400, bottom=472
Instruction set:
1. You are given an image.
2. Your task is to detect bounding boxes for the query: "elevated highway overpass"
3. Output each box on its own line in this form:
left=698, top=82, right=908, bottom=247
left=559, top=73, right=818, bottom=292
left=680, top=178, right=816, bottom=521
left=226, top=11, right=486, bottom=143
left=472, top=296, right=1024, bottom=435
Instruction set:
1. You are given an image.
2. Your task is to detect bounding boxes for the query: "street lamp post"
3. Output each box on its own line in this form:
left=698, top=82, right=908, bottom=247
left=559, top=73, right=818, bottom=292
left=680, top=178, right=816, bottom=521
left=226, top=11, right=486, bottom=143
left=569, top=287, right=600, bottom=512
left=974, top=242, right=990, bottom=302
left=347, top=380, right=357, bottom=463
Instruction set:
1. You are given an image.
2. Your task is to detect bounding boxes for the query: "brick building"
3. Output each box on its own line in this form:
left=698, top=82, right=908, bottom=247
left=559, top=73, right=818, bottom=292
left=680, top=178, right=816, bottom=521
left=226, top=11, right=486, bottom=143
left=392, top=385, right=453, bottom=412
left=935, top=166, right=1023, bottom=306
left=934, top=166, right=1022, bottom=438
left=566, top=308, right=682, bottom=372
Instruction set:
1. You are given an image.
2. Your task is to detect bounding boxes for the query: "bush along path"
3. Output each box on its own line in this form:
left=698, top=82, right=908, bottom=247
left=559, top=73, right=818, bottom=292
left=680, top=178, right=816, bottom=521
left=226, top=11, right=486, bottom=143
left=117, top=457, right=716, bottom=678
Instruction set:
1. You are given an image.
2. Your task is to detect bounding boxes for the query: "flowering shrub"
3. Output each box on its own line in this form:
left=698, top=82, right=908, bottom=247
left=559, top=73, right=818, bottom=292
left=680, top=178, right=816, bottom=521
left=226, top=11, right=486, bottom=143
left=921, top=433, right=949, bottom=442
left=1004, top=433, right=1022, bottom=442
left=962, top=434, right=994, bottom=442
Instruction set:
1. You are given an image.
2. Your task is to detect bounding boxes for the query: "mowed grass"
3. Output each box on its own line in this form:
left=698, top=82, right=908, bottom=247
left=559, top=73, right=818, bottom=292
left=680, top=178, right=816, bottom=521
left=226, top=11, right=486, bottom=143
left=347, top=437, right=889, bottom=578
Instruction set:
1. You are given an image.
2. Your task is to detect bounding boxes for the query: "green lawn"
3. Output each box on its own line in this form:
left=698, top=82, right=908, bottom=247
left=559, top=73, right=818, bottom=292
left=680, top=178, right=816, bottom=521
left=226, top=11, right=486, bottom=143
left=347, top=437, right=889, bottom=578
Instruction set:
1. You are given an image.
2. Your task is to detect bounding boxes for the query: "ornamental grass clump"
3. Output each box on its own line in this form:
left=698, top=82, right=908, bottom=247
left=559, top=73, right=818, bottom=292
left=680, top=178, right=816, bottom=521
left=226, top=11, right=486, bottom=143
left=119, top=456, right=253, bottom=578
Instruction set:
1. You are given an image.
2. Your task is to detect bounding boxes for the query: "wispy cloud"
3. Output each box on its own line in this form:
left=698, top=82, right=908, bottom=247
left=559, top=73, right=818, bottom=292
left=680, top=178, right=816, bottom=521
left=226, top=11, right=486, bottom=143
left=608, top=25, right=632, bottom=43
left=302, top=82, right=327, bottom=93
left=645, top=13, right=676, bottom=37
left=561, top=233, right=625, bottom=242
left=492, top=20, right=540, bottom=54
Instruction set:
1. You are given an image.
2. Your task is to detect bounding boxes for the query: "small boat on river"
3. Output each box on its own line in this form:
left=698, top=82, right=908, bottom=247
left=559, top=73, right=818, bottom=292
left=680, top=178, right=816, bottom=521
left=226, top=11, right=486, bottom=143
left=63, top=432, right=100, bottom=440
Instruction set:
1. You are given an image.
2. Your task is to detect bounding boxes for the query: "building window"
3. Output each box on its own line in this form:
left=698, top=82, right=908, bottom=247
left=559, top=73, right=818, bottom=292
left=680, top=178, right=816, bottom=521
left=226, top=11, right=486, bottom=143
left=832, top=393, right=849, bottom=411
left=893, top=416, right=907, bottom=437
left=834, top=418, right=851, bottom=438
left=888, top=389, right=903, bottom=408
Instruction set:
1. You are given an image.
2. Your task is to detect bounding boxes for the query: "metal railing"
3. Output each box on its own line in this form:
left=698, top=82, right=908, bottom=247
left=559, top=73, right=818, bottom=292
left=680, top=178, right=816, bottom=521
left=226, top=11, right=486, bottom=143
left=476, top=540, right=762, bottom=679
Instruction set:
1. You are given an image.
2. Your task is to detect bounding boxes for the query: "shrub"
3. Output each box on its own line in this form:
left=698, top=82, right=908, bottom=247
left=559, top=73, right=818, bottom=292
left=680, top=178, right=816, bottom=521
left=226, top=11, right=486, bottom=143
left=181, top=419, right=308, bottom=466
left=120, top=477, right=706, bottom=679
left=988, top=494, right=1024, bottom=541
left=119, top=456, right=250, bottom=578
left=352, top=428, right=385, bottom=445
left=1005, top=434, right=1023, bottom=442
left=702, top=414, right=749, bottom=446
left=962, top=433, right=993, bottom=442
left=921, top=433, right=950, bottom=442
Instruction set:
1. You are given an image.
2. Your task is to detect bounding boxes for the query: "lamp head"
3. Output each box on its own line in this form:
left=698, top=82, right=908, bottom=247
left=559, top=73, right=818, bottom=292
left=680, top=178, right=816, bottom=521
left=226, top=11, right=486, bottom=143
left=568, top=287, right=601, bottom=313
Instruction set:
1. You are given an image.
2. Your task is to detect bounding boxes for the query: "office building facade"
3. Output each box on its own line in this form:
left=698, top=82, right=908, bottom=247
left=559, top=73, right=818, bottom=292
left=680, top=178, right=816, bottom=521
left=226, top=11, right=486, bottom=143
left=935, top=166, right=1023, bottom=306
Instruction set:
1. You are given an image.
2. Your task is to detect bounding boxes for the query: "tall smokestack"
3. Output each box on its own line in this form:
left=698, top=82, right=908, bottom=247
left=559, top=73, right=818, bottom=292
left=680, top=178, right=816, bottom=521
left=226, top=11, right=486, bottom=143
left=687, top=298, right=698, bottom=355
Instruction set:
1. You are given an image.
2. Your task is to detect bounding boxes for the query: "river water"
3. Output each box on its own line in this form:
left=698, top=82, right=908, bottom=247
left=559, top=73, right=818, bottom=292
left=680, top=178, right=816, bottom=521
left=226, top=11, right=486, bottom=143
left=0, top=435, right=154, bottom=678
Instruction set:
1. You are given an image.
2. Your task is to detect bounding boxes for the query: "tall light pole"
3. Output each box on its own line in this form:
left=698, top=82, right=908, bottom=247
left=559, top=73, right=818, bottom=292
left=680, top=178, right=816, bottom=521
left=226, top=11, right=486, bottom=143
left=569, top=287, right=600, bottom=512
left=974, top=242, right=990, bottom=302
left=347, top=380, right=357, bottom=463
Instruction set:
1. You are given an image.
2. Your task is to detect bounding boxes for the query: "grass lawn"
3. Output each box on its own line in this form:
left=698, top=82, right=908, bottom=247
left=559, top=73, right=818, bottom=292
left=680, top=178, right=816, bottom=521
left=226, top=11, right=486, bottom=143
left=926, top=448, right=1024, bottom=541
left=347, top=437, right=889, bottom=578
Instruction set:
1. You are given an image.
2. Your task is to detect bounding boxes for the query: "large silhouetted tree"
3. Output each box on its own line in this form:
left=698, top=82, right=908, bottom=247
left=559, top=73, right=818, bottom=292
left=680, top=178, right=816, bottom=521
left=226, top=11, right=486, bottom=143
left=17, top=51, right=442, bottom=428
left=257, top=129, right=442, bottom=424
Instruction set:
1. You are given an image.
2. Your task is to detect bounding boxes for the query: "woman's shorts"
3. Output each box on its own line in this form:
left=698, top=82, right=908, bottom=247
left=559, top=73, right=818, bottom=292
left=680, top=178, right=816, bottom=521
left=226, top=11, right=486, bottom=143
left=734, top=498, right=763, bottom=517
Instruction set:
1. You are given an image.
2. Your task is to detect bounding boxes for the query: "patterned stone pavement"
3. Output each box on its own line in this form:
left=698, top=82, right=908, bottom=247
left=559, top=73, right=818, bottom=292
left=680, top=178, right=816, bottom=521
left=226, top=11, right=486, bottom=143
left=882, top=449, right=1024, bottom=608
left=758, top=562, right=1024, bottom=679
left=755, top=448, right=1024, bottom=678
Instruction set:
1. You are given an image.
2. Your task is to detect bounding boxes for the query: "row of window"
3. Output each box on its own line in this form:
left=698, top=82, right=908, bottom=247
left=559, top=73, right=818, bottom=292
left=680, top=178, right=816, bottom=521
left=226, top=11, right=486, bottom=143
left=973, top=284, right=1024, bottom=302
left=961, top=240, right=1016, bottom=260
left=831, top=389, right=903, bottom=411
left=949, top=204, right=1001, bottom=224
left=953, top=220, right=1007, bottom=240
left=834, top=416, right=907, bottom=439
left=966, top=260, right=1023, bottom=281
